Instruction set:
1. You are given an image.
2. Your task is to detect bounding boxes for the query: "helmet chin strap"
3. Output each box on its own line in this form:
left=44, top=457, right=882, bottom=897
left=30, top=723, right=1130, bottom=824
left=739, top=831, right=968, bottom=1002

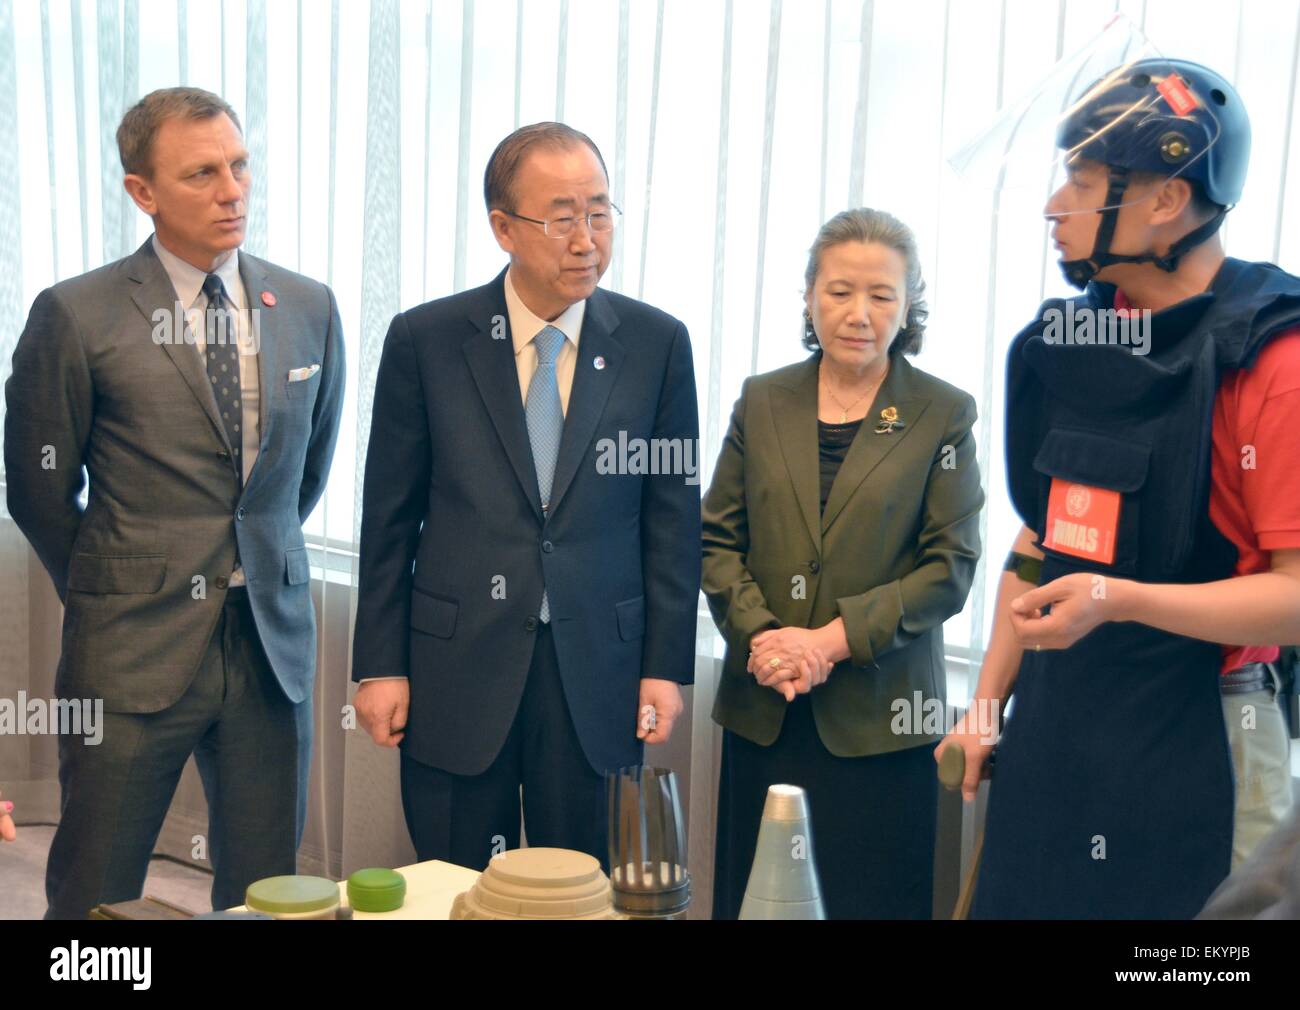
left=1058, top=165, right=1229, bottom=290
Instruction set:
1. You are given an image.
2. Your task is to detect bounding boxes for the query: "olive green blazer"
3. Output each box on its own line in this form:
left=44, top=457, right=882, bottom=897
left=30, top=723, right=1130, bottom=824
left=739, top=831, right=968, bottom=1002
left=702, top=352, right=983, bottom=757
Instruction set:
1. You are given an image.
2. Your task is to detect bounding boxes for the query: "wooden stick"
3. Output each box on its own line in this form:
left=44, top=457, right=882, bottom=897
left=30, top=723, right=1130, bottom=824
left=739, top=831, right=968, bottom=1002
left=938, top=741, right=984, bottom=921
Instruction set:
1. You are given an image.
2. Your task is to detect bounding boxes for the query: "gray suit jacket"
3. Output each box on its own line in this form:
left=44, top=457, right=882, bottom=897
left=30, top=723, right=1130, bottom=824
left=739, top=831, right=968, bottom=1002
left=4, top=237, right=345, bottom=711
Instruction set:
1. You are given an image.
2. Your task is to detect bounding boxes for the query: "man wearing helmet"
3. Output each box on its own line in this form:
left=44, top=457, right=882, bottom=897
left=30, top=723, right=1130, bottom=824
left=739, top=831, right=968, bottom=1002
left=941, top=58, right=1300, bottom=918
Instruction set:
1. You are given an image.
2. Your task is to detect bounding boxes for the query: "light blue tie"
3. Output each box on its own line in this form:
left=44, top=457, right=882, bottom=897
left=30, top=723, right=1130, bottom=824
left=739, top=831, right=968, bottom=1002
left=526, top=325, right=566, bottom=623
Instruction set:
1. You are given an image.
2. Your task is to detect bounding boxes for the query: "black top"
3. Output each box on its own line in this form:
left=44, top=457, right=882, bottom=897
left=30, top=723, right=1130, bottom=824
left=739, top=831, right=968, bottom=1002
left=818, top=418, right=863, bottom=511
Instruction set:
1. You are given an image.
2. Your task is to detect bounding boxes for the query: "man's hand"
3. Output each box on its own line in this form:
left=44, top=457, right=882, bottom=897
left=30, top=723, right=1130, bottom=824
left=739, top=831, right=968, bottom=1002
left=353, top=679, right=410, bottom=747
left=934, top=710, right=997, bottom=803
left=637, top=678, right=684, bottom=745
left=1009, top=572, right=1123, bottom=651
left=748, top=624, right=845, bottom=701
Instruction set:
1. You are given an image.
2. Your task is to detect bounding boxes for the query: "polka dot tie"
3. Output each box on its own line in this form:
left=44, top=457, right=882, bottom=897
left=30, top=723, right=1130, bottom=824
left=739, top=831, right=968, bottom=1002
left=202, top=273, right=242, bottom=484
left=525, top=325, right=565, bottom=623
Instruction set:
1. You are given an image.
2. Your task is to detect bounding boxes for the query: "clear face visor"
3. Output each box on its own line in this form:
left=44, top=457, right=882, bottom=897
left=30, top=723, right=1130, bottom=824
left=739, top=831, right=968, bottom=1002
left=946, top=13, right=1223, bottom=217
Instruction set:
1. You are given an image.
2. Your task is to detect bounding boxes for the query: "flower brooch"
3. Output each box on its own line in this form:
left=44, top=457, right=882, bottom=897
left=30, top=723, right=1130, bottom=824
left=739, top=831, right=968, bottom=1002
left=874, top=405, right=905, bottom=435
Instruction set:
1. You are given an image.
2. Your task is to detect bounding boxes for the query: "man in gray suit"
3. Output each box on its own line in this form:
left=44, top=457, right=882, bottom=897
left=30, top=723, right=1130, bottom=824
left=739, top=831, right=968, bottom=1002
left=3, top=87, right=345, bottom=918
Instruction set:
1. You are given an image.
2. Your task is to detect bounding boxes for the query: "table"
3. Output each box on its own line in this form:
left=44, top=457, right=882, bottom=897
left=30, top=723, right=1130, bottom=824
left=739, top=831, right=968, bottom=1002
left=231, top=860, right=481, bottom=919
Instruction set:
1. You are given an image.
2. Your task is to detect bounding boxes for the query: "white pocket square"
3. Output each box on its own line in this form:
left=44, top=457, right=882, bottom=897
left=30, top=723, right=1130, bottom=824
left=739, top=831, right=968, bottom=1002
left=288, top=364, right=321, bottom=382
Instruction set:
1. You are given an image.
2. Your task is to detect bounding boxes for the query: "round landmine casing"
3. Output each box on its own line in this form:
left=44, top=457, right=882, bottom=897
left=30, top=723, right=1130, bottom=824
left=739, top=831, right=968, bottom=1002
left=450, top=848, right=619, bottom=920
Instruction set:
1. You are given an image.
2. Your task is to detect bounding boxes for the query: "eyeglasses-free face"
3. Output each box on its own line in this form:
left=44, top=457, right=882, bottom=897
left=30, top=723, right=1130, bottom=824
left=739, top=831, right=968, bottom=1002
left=123, top=112, right=250, bottom=273
left=806, top=240, right=909, bottom=379
left=1043, top=155, right=1179, bottom=273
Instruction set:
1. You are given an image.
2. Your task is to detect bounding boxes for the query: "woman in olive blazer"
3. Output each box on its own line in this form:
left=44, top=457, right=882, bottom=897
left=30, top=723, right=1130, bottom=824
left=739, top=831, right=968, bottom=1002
left=703, top=208, right=983, bottom=919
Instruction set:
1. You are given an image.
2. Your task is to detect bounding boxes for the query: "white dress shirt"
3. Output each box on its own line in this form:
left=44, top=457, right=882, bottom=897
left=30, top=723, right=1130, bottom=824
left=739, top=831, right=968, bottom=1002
left=153, top=234, right=261, bottom=586
left=506, top=267, right=586, bottom=412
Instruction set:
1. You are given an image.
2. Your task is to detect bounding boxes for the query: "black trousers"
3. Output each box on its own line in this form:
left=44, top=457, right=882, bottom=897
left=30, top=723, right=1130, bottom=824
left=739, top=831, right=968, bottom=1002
left=713, top=692, right=938, bottom=920
left=400, top=623, right=608, bottom=872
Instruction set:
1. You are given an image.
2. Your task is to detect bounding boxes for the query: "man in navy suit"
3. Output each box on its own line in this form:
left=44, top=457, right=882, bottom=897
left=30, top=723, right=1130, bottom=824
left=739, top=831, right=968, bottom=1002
left=351, top=123, right=700, bottom=868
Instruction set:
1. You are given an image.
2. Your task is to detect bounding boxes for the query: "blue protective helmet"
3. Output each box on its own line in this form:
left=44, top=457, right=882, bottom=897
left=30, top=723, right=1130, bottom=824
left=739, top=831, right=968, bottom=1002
left=1053, top=59, right=1250, bottom=288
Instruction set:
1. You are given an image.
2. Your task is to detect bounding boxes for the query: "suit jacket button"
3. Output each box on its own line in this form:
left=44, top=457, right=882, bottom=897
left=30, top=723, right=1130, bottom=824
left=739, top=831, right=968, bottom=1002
left=809, top=560, right=820, bottom=573
left=525, top=617, right=538, bottom=632
left=236, top=506, right=246, bottom=520
left=541, top=540, right=554, bottom=553
left=215, top=576, right=229, bottom=590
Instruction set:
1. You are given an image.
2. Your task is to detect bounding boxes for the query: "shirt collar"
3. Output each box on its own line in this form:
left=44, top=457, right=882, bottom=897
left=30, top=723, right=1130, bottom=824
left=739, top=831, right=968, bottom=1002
left=1112, top=287, right=1145, bottom=319
left=151, top=233, right=245, bottom=311
left=505, top=267, right=585, bottom=356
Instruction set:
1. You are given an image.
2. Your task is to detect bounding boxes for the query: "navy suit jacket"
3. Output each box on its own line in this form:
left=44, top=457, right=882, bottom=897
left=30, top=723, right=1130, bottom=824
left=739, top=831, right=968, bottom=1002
left=352, top=268, right=700, bottom=775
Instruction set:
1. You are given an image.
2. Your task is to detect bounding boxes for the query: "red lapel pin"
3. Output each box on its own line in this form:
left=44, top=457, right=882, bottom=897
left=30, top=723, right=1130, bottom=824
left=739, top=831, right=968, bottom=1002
left=261, top=291, right=277, bottom=307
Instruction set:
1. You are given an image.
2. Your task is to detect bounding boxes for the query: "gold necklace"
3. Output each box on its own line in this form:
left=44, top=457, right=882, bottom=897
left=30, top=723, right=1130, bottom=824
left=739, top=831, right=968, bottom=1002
left=822, top=366, right=886, bottom=423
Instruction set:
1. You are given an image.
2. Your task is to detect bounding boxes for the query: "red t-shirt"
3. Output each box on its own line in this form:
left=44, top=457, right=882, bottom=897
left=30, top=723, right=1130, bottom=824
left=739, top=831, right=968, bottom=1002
left=1116, top=291, right=1300, bottom=672
left=1210, top=326, right=1300, bottom=671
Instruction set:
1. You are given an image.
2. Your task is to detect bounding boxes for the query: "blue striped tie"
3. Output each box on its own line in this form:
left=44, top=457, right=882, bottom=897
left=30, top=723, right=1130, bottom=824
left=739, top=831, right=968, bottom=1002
left=526, top=325, right=565, bottom=623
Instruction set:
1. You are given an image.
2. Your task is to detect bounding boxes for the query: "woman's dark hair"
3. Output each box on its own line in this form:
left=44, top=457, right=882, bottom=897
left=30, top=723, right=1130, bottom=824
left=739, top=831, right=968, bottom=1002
left=802, top=207, right=929, bottom=356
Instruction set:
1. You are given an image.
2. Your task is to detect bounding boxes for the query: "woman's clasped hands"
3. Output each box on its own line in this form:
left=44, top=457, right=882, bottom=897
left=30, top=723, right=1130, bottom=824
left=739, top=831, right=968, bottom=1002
left=748, top=624, right=846, bottom=701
